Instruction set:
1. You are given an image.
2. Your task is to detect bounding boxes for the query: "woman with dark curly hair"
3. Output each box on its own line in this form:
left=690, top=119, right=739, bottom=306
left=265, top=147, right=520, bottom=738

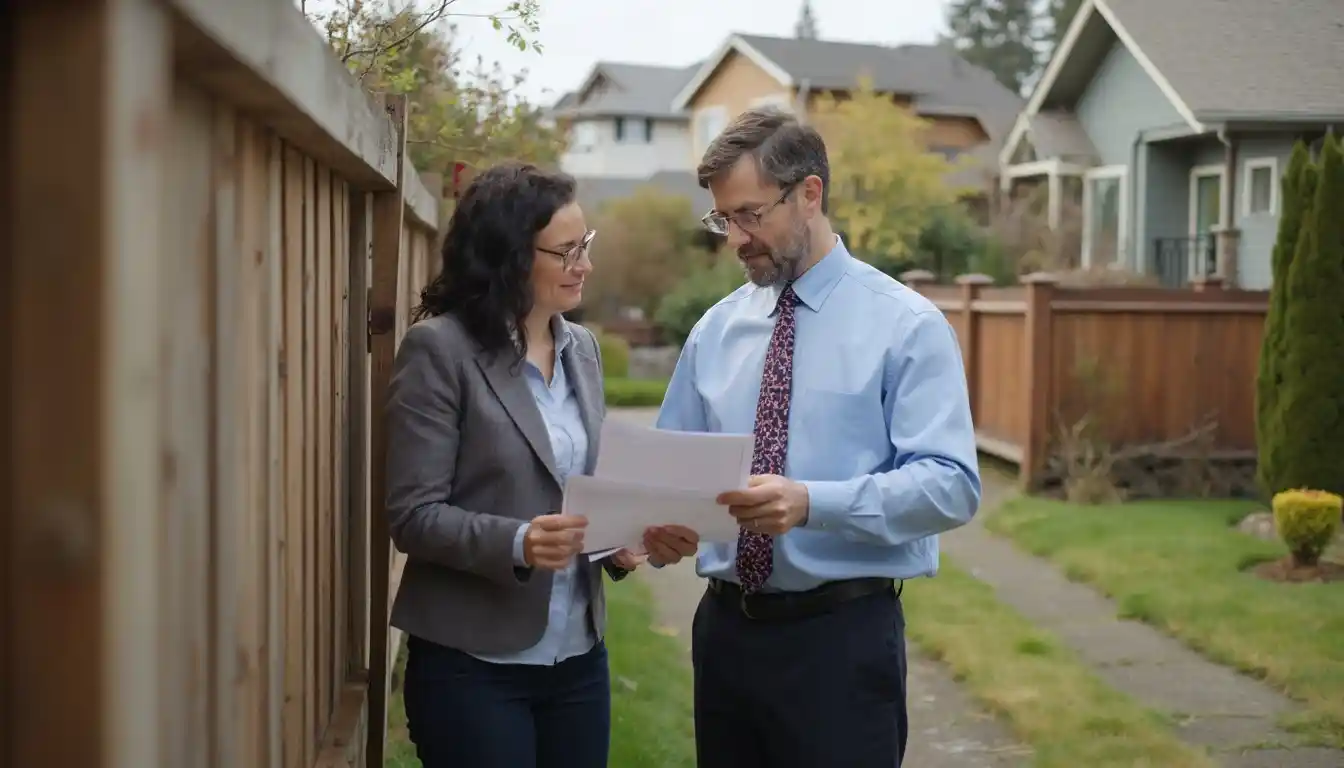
left=382, top=162, right=696, bottom=768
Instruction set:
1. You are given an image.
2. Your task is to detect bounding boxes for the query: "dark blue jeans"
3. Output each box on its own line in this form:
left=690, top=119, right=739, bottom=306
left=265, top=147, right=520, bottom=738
left=403, top=635, right=611, bottom=768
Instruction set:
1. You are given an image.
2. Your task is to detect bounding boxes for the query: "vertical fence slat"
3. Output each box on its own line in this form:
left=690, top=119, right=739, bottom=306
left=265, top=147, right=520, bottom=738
left=210, top=102, right=241, bottom=768
left=162, top=82, right=215, bottom=768
left=366, top=93, right=409, bottom=768
left=265, top=131, right=287, bottom=768
left=301, top=154, right=319, bottom=762
left=346, top=192, right=372, bottom=677
left=332, top=178, right=350, bottom=692
left=280, top=144, right=308, bottom=768
left=315, top=164, right=335, bottom=735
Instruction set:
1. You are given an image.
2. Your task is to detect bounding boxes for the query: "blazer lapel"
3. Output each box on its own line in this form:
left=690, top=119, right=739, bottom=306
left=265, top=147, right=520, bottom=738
left=475, top=352, right=562, bottom=487
left=562, top=329, right=603, bottom=475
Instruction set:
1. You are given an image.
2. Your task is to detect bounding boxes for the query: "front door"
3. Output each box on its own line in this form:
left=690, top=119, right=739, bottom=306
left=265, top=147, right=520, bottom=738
left=1190, top=168, right=1223, bottom=278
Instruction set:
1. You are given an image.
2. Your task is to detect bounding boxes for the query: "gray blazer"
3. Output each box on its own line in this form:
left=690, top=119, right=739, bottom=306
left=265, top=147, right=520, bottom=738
left=384, top=312, right=625, bottom=655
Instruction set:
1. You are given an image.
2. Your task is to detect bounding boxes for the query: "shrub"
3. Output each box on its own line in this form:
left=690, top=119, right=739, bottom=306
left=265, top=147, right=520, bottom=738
left=1271, top=489, right=1342, bottom=567
left=1275, top=134, right=1344, bottom=497
left=594, top=330, right=631, bottom=379
left=654, top=256, right=745, bottom=347
left=604, top=377, right=668, bottom=408
left=1257, top=142, right=1313, bottom=497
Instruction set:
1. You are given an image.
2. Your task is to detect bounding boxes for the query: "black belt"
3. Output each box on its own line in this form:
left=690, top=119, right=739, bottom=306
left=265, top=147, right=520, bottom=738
left=707, top=577, right=900, bottom=622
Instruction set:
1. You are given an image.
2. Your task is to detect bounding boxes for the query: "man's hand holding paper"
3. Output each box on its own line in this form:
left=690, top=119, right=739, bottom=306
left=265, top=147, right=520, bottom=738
left=565, top=419, right=755, bottom=555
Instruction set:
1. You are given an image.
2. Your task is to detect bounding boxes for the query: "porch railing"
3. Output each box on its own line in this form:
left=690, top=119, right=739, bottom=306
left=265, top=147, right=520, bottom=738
left=1150, top=235, right=1217, bottom=287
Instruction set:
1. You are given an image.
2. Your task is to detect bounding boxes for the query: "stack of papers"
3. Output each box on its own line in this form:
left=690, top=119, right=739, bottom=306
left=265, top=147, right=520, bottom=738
left=566, top=419, right=754, bottom=556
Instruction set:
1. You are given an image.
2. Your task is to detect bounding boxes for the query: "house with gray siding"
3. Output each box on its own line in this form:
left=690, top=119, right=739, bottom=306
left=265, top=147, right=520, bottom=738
left=999, top=0, right=1344, bottom=289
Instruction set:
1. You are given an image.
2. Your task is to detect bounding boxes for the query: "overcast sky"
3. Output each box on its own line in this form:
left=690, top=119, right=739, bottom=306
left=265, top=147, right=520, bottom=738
left=306, top=0, right=951, bottom=105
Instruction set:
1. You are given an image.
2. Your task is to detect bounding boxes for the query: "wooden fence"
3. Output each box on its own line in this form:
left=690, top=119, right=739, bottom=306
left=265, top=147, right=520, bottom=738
left=4, top=0, right=439, bottom=766
left=903, top=273, right=1268, bottom=487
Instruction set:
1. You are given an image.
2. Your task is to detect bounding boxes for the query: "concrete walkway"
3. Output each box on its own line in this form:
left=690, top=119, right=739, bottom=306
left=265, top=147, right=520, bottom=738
left=948, top=474, right=1344, bottom=768
left=612, top=408, right=1030, bottom=766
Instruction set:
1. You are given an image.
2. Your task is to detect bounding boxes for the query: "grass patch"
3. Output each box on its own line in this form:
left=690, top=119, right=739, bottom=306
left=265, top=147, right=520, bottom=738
left=383, top=577, right=695, bottom=766
left=987, top=496, right=1344, bottom=747
left=904, top=559, right=1213, bottom=767
left=604, top=376, right=668, bottom=408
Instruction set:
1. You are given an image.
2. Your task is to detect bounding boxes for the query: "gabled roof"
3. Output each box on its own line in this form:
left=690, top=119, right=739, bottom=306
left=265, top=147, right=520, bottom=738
left=1014, top=0, right=1344, bottom=160
left=671, top=33, right=1024, bottom=142
left=551, top=62, right=700, bottom=121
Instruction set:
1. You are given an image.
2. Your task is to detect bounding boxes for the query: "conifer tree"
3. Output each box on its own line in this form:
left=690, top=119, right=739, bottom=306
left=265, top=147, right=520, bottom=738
left=1256, top=141, right=1311, bottom=496
left=795, top=0, right=819, bottom=39
left=1275, top=134, right=1344, bottom=496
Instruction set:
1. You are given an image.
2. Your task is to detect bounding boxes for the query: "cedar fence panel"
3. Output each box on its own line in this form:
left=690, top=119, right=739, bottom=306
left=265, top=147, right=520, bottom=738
left=903, top=273, right=1268, bottom=488
left=5, top=0, right=441, bottom=766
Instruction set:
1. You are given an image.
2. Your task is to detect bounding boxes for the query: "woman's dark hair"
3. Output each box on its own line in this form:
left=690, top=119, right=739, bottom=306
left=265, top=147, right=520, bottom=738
left=414, top=161, right=577, bottom=359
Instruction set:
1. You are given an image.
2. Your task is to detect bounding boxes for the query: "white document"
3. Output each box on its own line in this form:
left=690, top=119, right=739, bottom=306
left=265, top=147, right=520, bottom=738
left=569, top=419, right=754, bottom=555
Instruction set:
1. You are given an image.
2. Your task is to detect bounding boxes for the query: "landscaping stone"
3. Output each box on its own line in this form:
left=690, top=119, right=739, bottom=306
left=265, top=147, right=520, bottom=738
left=950, top=473, right=1344, bottom=768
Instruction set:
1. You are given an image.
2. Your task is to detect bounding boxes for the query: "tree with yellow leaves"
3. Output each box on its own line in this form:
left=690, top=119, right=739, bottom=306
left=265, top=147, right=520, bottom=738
left=810, top=79, right=965, bottom=267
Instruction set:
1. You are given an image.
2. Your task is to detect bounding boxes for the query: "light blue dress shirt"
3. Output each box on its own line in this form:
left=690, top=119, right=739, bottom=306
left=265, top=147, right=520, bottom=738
left=655, top=237, right=982, bottom=592
left=471, top=324, right=597, bottom=665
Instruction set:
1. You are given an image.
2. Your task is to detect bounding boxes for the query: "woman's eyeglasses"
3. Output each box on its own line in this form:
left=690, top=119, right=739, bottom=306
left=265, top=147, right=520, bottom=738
left=537, top=229, right=596, bottom=270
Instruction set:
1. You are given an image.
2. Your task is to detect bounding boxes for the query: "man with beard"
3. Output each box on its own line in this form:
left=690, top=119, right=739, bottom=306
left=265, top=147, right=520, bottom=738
left=642, top=106, right=982, bottom=767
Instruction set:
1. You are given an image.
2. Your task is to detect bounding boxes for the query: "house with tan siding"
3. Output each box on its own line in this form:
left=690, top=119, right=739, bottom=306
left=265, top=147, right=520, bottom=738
left=670, top=33, right=1025, bottom=193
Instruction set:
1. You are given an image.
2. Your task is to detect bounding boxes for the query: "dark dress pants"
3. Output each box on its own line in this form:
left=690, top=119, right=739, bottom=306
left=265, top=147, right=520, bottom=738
left=402, top=634, right=610, bottom=768
left=692, top=585, right=909, bottom=768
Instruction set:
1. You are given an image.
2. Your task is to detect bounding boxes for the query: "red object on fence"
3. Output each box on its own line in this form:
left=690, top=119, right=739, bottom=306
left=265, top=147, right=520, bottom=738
left=451, top=162, right=467, bottom=199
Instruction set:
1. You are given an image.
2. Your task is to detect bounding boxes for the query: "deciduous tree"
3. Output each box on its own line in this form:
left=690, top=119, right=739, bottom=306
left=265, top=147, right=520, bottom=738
left=810, top=79, right=964, bottom=265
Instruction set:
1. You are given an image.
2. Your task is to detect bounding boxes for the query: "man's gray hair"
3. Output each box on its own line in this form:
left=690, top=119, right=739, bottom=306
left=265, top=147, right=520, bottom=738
left=696, top=107, right=830, bottom=213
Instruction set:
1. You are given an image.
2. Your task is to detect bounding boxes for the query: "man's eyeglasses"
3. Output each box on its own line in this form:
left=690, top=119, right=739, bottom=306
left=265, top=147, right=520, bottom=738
left=537, top=229, right=596, bottom=270
left=700, top=185, right=796, bottom=236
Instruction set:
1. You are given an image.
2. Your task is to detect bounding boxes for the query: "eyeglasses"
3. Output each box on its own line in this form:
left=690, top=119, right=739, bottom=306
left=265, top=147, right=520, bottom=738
left=700, top=185, right=796, bottom=235
left=537, top=229, right=596, bottom=270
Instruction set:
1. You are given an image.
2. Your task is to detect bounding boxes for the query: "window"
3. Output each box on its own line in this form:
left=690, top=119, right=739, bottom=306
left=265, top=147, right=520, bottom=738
left=614, top=117, right=625, bottom=142
left=1244, top=158, right=1278, bottom=216
left=695, top=107, right=728, bottom=153
left=644, top=118, right=655, bottom=142
left=1082, top=166, right=1127, bottom=267
left=570, top=122, right=597, bottom=152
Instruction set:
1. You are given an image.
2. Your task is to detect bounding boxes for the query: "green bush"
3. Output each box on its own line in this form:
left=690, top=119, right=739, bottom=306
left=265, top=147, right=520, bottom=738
left=604, top=377, right=669, bottom=408
left=1256, top=141, right=1312, bottom=497
left=1274, top=134, right=1344, bottom=497
left=654, top=256, right=744, bottom=347
left=1272, top=489, right=1342, bottom=566
left=594, top=329, right=631, bottom=379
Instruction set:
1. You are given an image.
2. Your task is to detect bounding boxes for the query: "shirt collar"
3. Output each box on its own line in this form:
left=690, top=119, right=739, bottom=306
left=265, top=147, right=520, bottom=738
left=763, top=234, right=849, bottom=315
left=509, top=313, right=574, bottom=354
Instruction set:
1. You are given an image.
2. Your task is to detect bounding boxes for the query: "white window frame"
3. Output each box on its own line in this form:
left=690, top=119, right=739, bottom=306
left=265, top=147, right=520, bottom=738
left=694, top=106, right=728, bottom=155
left=1242, top=157, right=1279, bottom=217
left=1081, top=165, right=1128, bottom=268
left=570, top=121, right=598, bottom=153
left=749, top=92, right=794, bottom=112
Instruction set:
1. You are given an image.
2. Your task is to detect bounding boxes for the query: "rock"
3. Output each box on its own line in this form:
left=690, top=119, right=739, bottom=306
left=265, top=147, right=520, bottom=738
left=1236, top=511, right=1278, bottom=542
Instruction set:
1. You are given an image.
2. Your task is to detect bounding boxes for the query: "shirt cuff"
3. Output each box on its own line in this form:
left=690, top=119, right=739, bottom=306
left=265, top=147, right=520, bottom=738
left=511, top=522, right=531, bottom=567
left=800, top=479, right=857, bottom=532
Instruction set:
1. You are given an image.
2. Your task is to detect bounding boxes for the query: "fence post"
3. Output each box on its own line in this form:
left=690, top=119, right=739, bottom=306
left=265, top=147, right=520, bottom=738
left=900, top=268, right=936, bottom=293
left=954, top=274, right=993, bottom=421
left=1020, top=272, right=1058, bottom=490
left=365, top=94, right=408, bottom=768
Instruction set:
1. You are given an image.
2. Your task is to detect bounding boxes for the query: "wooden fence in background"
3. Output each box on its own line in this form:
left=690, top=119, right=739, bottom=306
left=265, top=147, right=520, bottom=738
left=5, top=0, right=439, bottom=766
left=903, top=273, right=1268, bottom=487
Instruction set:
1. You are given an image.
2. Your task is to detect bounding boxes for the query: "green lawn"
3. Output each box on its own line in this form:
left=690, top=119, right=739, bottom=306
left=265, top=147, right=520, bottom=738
left=384, top=576, right=696, bottom=766
left=604, top=376, right=668, bottom=407
left=987, top=496, right=1344, bottom=747
left=905, top=559, right=1213, bottom=767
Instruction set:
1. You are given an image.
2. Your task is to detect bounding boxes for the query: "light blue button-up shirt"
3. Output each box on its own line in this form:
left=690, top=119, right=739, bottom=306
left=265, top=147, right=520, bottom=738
left=471, top=325, right=597, bottom=665
left=655, top=237, right=982, bottom=591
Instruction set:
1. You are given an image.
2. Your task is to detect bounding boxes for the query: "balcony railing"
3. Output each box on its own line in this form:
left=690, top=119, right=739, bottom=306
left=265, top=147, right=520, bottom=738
left=1150, top=235, right=1217, bottom=287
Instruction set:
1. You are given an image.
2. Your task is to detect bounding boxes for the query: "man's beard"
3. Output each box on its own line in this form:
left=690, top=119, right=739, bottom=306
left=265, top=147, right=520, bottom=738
left=739, top=220, right=811, bottom=287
